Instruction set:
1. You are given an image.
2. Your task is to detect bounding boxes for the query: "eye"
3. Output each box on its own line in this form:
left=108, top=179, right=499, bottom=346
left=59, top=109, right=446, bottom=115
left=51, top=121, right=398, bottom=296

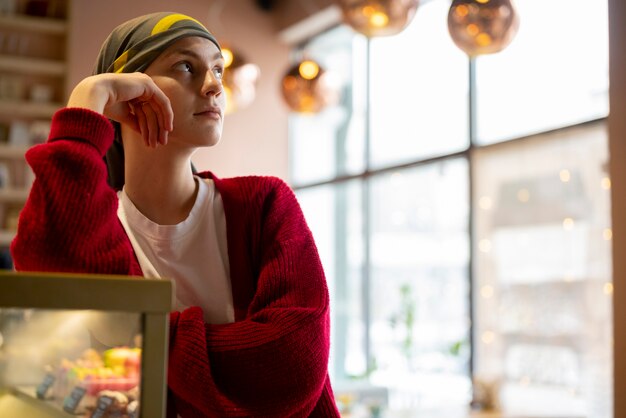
left=213, top=66, right=224, bottom=80
left=174, top=61, right=193, bottom=73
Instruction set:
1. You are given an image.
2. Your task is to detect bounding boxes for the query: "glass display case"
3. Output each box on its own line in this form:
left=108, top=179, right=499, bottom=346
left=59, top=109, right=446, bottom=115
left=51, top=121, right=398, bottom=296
left=0, top=271, right=172, bottom=418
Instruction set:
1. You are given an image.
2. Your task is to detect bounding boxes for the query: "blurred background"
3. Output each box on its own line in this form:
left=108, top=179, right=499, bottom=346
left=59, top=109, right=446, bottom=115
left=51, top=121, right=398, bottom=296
left=0, top=0, right=622, bottom=417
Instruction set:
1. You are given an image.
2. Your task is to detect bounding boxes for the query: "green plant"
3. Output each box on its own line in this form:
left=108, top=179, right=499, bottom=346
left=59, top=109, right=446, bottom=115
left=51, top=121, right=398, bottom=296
left=389, top=283, right=416, bottom=363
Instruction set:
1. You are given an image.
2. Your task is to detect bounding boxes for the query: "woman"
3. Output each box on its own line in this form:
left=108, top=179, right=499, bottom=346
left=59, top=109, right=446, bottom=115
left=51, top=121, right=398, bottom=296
left=11, top=12, right=340, bottom=417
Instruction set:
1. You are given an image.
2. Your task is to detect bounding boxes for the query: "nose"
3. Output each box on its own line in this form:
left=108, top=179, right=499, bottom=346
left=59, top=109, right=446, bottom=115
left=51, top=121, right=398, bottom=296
left=201, top=70, right=223, bottom=97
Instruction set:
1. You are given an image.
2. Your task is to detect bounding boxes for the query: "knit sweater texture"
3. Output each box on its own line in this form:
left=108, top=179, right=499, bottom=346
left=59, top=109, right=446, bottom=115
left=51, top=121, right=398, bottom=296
left=10, top=107, right=340, bottom=417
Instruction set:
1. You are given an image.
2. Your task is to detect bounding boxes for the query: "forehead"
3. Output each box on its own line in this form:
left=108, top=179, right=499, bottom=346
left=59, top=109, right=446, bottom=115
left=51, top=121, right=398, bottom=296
left=158, top=36, right=222, bottom=60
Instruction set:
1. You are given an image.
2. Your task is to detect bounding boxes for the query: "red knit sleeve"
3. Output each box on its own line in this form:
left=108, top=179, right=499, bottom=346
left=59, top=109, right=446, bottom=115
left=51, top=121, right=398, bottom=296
left=10, top=107, right=141, bottom=276
left=167, top=178, right=339, bottom=417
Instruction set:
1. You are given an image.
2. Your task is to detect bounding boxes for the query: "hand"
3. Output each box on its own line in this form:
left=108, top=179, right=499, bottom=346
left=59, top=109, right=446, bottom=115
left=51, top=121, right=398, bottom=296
left=67, top=73, right=173, bottom=147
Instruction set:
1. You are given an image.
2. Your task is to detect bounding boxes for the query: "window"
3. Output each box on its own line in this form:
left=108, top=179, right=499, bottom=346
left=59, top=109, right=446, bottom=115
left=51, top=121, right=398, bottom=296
left=369, top=0, right=469, bottom=167
left=473, top=122, right=612, bottom=417
left=289, top=0, right=610, bottom=416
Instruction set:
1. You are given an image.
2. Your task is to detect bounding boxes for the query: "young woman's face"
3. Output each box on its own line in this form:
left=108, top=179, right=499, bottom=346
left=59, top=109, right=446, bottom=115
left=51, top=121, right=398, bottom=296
left=144, top=36, right=226, bottom=147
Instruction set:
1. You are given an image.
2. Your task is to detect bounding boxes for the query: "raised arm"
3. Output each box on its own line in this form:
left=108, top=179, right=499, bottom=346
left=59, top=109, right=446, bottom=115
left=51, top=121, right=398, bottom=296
left=11, top=73, right=173, bottom=274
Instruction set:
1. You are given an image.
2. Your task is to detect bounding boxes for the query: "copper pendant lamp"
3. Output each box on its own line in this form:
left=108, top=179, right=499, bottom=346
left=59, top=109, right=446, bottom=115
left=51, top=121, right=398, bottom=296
left=280, top=59, right=339, bottom=114
left=447, top=0, right=520, bottom=56
left=337, top=0, right=420, bottom=37
left=220, top=44, right=260, bottom=114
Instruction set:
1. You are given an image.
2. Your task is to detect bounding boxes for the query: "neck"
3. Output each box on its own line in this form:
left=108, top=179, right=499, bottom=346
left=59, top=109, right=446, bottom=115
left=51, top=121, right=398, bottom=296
left=122, top=137, right=199, bottom=225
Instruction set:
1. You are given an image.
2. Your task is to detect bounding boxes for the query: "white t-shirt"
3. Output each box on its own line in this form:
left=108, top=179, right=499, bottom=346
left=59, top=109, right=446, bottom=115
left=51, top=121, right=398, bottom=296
left=117, top=176, right=234, bottom=324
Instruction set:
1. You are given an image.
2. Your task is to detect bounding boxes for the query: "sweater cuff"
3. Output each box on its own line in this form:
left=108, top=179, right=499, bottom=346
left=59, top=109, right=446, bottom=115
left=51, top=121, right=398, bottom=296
left=48, top=107, right=115, bottom=156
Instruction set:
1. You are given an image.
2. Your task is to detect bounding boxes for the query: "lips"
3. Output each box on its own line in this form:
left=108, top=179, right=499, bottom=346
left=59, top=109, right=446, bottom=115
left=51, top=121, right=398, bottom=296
left=194, top=106, right=222, bottom=119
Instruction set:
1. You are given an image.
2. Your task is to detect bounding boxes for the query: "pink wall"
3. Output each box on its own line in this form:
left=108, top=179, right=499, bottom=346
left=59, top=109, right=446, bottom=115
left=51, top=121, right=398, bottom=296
left=67, top=0, right=291, bottom=180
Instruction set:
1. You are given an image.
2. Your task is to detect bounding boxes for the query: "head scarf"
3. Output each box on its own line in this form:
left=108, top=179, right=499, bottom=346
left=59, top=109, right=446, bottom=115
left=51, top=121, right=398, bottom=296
left=93, top=12, right=220, bottom=190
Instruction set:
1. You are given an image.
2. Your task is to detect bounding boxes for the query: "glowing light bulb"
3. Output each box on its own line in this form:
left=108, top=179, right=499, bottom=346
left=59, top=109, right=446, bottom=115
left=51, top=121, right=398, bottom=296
left=447, top=0, right=519, bottom=56
left=481, top=331, right=495, bottom=344
left=337, top=0, right=420, bottom=37
left=517, top=188, right=530, bottom=203
left=299, top=60, right=320, bottom=80
left=478, top=239, right=492, bottom=253
left=563, top=217, right=574, bottom=230
left=480, top=285, right=494, bottom=298
left=479, top=196, right=493, bottom=210
left=281, top=59, right=340, bottom=114
left=220, top=43, right=260, bottom=114
left=222, top=47, right=234, bottom=69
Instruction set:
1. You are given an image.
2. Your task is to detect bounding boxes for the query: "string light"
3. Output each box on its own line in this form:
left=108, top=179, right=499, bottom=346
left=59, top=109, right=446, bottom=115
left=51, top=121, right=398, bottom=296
left=517, top=188, right=530, bottom=203
left=479, top=196, right=493, bottom=210
left=480, top=285, right=494, bottom=298
left=478, top=239, right=492, bottom=253
left=481, top=330, right=495, bottom=344
left=563, top=218, right=574, bottom=230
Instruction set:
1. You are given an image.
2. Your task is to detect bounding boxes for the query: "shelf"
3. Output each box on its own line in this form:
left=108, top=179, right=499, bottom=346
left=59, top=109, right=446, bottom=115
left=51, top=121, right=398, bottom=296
left=0, top=54, right=66, bottom=76
left=0, top=99, right=61, bottom=119
left=0, top=386, right=73, bottom=418
left=0, top=188, right=29, bottom=203
left=0, top=14, right=67, bottom=35
left=499, top=332, right=582, bottom=346
left=0, top=230, right=15, bottom=247
left=0, top=7, right=66, bottom=251
left=0, top=144, right=30, bottom=159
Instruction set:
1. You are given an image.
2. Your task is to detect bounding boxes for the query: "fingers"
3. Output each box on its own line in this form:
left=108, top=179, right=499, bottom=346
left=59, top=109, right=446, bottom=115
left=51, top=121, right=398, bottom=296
left=98, top=73, right=173, bottom=147
left=132, top=101, right=150, bottom=147
left=149, top=85, right=174, bottom=134
left=132, top=100, right=166, bottom=148
left=144, top=101, right=166, bottom=147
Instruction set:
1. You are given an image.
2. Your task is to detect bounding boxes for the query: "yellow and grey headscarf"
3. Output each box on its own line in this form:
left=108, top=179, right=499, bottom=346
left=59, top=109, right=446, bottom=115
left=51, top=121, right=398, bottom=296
left=94, top=12, right=220, bottom=189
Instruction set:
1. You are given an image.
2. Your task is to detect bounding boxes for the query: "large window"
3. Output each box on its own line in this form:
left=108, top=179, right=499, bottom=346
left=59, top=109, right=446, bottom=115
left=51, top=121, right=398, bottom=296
left=289, top=0, right=610, bottom=416
left=473, top=123, right=612, bottom=417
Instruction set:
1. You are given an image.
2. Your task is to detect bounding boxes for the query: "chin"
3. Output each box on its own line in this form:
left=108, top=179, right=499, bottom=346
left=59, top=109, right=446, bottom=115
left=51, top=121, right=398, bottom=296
left=204, top=137, right=221, bottom=147
left=166, top=132, right=221, bottom=149
left=202, top=130, right=222, bottom=147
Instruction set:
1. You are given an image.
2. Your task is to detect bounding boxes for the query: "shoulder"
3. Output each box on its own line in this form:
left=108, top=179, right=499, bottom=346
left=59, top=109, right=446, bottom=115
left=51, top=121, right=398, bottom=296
left=216, top=174, right=290, bottom=190
left=200, top=173, right=296, bottom=201
left=200, top=173, right=303, bottom=223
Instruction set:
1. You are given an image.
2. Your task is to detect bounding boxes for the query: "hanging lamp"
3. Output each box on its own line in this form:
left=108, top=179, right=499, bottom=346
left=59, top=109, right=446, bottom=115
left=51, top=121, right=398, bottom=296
left=447, top=0, right=519, bottom=56
left=220, top=44, right=260, bottom=114
left=336, top=0, right=420, bottom=37
left=280, top=58, right=339, bottom=114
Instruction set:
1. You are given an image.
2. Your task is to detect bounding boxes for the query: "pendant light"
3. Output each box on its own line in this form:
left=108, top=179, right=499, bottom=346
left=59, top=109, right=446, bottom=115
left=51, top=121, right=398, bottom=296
left=221, top=44, right=260, bottom=114
left=447, top=0, right=519, bottom=56
left=281, top=59, right=339, bottom=114
left=337, top=0, right=420, bottom=37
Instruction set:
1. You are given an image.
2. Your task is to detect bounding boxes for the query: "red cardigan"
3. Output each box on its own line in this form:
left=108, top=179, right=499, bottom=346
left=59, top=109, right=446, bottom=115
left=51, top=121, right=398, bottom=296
left=11, top=108, right=340, bottom=417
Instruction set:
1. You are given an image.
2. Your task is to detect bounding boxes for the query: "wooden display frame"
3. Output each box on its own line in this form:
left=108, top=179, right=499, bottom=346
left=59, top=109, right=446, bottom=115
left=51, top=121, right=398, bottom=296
left=0, top=271, right=173, bottom=418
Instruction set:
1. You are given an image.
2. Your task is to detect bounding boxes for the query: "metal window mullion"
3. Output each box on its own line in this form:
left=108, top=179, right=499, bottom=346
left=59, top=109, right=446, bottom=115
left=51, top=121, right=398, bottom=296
left=363, top=37, right=373, bottom=376
left=468, top=56, right=477, bottom=380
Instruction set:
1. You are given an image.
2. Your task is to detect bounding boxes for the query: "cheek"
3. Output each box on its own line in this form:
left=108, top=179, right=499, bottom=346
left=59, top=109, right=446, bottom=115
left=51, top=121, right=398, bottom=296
left=217, top=83, right=227, bottom=103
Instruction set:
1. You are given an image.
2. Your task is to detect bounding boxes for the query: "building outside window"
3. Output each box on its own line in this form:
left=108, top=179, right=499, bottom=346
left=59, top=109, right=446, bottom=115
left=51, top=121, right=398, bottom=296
left=289, top=0, right=611, bottom=416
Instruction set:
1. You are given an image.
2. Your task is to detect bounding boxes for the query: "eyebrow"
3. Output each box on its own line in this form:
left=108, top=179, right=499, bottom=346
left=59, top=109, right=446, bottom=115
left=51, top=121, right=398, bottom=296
left=165, top=48, right=224, bottom=62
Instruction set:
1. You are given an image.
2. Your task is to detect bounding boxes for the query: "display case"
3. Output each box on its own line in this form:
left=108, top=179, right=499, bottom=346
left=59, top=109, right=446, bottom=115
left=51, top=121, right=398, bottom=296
left=0, top=271, right=172, bottom=418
